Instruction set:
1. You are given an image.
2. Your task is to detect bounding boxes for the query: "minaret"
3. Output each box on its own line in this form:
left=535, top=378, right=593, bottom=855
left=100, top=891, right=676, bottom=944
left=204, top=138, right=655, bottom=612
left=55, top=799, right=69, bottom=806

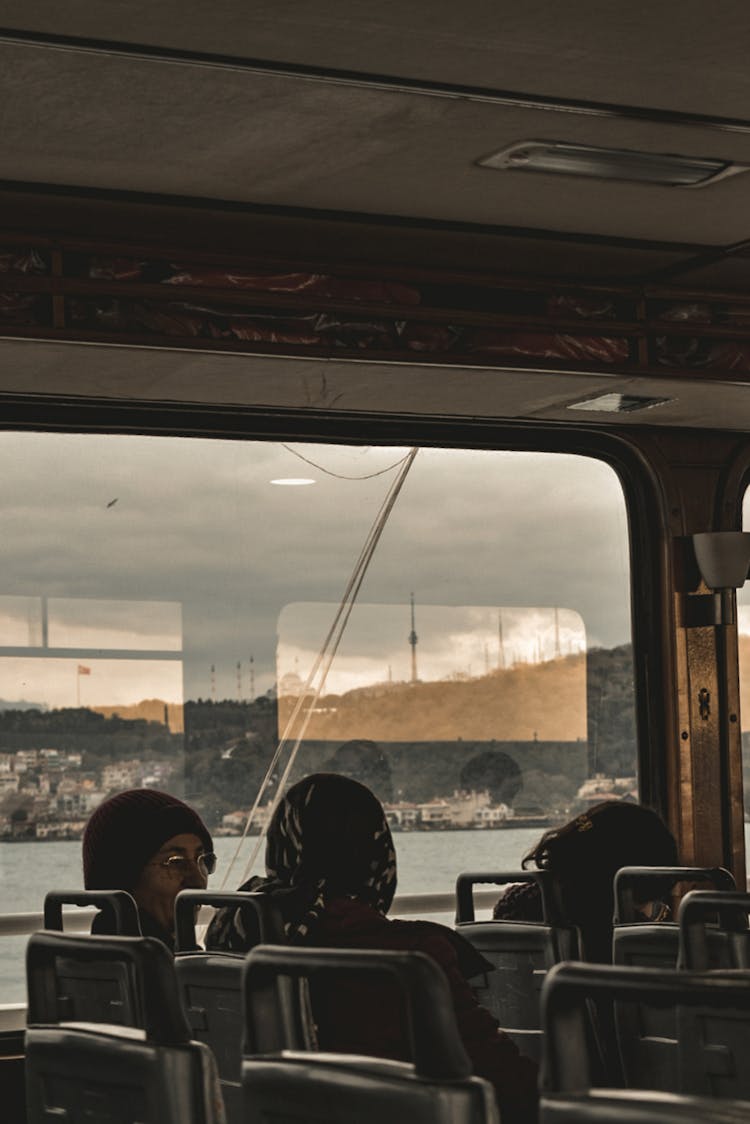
left=408, top=592, right=418, bottom=683
left=236, top=661, right=242, bottom=701
left=210, top=664, right=216, bottom=702
left=249, top=654, right=255, bottom=701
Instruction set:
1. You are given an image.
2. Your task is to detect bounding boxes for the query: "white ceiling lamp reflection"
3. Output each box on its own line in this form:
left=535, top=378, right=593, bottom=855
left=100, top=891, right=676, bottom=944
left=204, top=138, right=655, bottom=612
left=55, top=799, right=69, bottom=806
left=270, top=478, right=316, bottom=486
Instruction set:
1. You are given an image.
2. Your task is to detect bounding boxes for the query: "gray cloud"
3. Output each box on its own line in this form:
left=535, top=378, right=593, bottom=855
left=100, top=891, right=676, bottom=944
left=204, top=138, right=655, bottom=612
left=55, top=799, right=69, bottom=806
left=0, top=435, right=631, bottom=704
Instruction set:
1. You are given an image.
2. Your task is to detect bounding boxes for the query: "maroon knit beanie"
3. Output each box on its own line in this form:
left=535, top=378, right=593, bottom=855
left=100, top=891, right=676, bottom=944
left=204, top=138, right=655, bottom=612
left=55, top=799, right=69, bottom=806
left=82, top=788, right=213, bottom=891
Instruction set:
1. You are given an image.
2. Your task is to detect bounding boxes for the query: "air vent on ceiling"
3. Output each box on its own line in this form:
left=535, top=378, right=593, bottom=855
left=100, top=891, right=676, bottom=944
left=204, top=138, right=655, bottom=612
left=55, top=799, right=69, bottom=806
left=478, top=140, right=749, bottom=187
left=566, top=393, right=674, bottom=413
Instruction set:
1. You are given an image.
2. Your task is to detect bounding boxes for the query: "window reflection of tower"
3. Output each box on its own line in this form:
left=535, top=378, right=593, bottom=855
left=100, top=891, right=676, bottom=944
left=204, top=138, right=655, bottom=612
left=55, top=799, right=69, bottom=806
left=409, top=592, right=418, bottom=684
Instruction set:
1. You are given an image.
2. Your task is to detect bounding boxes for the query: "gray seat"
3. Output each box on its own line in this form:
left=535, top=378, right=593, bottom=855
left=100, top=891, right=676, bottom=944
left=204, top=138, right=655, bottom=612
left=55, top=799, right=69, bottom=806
left=242, top=944, right=499, bottom=1124
left=612, top=866, right=736, bottom=973
left=542, top=1089, right=750, bottom=1123
left=174, top=890, right=284, bottom=1124
left=678, top=889, right=750, bottom=970
left=33, top=909, right=146, bottom=1026
left=613, top=866, right=735, bottom=933
left=455, top=870, right=578, bottom=1061
left=542, top=960, right=750, bottom=1101
left=43, top=889, right=142, bottom=936
left=25, top=930, right=224, bottom=1124
left=611, top=867, right=737, bottom=1090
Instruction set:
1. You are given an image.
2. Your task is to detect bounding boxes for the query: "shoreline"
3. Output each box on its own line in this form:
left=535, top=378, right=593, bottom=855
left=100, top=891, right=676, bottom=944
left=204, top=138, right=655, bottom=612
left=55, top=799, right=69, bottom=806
left=1, top=815, right=556, bottom=842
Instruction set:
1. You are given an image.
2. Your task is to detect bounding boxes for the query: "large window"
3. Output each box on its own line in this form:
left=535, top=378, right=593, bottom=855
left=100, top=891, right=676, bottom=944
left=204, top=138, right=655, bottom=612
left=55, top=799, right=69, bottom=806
left=0, top=437, right=635, bottom=951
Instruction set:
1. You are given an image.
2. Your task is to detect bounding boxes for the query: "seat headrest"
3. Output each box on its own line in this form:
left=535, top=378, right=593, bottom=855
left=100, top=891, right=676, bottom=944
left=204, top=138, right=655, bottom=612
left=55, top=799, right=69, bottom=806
left=27, top=930, right=191, bottom=1044
left=244, top=944, right=471, bottom=1081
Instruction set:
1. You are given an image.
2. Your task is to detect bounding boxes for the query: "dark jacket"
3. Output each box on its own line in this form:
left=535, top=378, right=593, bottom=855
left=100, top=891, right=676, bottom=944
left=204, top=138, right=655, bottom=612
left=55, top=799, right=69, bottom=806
left=307, top=897, right=538, bottom=1122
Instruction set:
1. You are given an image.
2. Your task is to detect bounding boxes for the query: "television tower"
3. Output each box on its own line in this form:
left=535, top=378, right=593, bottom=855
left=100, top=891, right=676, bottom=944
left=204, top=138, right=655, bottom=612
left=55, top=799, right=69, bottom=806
left=497, top=609, right=506, bottom=670
left=408, top=592, right=418, bottom=683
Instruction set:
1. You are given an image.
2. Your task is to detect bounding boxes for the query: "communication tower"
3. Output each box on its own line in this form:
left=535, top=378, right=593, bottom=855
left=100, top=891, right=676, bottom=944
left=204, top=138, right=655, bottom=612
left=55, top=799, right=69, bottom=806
left=497, top=609, right=506, bottom=670
left=408, top=592, right=418, bottom=683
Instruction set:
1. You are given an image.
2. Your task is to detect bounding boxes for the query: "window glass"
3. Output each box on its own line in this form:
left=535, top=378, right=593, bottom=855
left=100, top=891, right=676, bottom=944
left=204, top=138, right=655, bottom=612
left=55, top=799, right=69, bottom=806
left=0, top=436, right=634, bottom=996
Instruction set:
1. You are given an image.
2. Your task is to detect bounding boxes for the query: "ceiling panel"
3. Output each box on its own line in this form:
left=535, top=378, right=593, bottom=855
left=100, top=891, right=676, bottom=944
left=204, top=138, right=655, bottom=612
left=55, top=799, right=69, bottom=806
left=0, top=2, right=749, bottom=120
left=3, top=41, right=750, bottom=245
left=0, top=339, right=749, bottom=434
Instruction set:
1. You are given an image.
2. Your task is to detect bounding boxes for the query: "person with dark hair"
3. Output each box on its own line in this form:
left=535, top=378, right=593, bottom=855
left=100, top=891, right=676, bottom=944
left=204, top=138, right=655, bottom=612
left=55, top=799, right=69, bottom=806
left=82, top=787, right=216, bottom=951
left=207, top=772, right=538, bottom=1123
left=493, top=799, right=679, bottom=962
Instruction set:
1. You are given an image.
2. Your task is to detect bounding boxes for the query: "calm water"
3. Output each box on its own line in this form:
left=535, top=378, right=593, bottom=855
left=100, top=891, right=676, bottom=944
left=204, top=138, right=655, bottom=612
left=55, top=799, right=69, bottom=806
left=0, top=827, right=542, bottom=1003
left=5, top=825, right=749, bottom=1005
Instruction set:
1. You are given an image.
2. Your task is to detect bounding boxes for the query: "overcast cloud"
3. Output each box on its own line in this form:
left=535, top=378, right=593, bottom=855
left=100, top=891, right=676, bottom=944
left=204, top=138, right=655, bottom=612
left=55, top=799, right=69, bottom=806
left=0, top=433, right=633, bottom=706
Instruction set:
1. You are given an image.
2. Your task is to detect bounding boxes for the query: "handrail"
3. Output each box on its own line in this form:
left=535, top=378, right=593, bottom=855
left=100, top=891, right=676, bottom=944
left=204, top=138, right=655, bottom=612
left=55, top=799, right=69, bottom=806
left=0, top=888, right=503, bottom=937
left=0, top=909, right=96, bottom=936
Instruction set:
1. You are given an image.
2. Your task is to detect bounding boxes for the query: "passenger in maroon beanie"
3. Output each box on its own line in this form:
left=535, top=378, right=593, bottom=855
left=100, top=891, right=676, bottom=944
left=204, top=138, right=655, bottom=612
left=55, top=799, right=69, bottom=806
left=82, top=787, right=215, bottom=951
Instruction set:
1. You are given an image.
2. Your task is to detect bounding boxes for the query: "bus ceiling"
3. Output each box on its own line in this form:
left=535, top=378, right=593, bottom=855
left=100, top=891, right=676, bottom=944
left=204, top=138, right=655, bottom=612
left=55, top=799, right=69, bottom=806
left=0, top=3, right=747, bottom=289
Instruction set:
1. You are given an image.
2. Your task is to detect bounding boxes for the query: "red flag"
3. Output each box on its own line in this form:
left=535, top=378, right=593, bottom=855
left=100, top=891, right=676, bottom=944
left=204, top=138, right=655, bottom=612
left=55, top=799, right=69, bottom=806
left=77, top=665, right=91, bottom=676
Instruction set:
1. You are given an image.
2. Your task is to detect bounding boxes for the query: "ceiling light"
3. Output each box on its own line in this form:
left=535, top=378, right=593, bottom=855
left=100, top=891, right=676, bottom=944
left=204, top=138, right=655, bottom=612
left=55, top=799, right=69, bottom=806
left=270, top=478, right=316, bottom=486
left=566, top=393, right=673, bottom=413
left=478, top=140, right=748, bottom=187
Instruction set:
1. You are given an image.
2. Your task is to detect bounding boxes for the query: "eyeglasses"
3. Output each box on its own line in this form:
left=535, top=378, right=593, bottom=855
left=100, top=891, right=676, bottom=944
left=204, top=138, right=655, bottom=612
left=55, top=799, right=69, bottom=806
left=150, top=851, right=217, bottom=877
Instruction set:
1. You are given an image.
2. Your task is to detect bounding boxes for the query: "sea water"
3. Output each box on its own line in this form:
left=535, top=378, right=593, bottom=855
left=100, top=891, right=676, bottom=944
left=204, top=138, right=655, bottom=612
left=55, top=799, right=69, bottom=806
left=0, top=827, right=542, bottom=1003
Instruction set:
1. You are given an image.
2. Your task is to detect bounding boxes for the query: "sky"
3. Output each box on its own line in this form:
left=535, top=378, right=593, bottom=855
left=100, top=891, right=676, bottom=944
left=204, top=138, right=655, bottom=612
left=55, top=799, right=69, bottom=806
left=277, top=602, right=586, bottom=694
left=0, top=433, right=634, bottom=710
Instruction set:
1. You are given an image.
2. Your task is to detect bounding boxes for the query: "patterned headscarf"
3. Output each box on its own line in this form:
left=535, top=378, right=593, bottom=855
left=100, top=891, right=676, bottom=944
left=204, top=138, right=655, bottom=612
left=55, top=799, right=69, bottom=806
left=206, top=773, right=397, bottom=950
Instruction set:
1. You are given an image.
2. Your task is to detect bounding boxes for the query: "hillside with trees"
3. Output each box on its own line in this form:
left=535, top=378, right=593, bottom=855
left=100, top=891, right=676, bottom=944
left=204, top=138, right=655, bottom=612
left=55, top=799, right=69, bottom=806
left=0, top=643, right=638, bottom=827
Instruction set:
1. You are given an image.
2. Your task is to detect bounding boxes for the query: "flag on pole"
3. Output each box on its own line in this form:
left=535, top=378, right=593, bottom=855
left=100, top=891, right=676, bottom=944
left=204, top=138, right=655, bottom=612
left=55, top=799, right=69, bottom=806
left=77, top=664, right=91, bottom=675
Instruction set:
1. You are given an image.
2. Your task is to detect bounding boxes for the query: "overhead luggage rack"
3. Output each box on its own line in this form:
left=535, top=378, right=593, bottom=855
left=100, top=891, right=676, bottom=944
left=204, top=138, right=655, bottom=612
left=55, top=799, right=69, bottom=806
left=2, top=231, right=750, bottom=383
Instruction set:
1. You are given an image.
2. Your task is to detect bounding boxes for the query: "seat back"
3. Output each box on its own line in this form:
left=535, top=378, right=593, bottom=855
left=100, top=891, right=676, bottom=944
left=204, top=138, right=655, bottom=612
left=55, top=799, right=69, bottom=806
left=174, top=891, right=285, bottom=1124
left=542, top=961, right=750, bottom=1101
left=242, top=945, right=498, bottom=1124
left=455, top=871, right=577, bottom=1060
left=677, top=890, right=750, bottom=970
left=26, top=930, right=223, bottom=1124
left=26, top=1025, right=221, bottom=1124
left=43, top=889, right=142, bottom=936
left=612, top=866, right=735, bottom=928
left=542, top=1088, right=750, bottom=1123
left=611, top=866, right=737, bottom=1089
left=27, top=929, right=190, bottom=1035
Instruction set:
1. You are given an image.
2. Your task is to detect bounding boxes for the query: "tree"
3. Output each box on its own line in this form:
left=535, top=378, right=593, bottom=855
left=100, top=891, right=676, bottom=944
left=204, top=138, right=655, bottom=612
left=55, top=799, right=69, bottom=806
left=324, top=739, right=393, bottom=802
left=459, top=750, right=522, bottom=806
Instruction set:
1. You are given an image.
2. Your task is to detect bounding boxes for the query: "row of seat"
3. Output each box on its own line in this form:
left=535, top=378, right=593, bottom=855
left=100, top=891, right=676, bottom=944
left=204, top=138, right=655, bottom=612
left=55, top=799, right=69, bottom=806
left=26, top=928, right=496, bottom=1124
left=454, top=865, right=744, bottom=1061
left=456, top=867, right=750, bottom=1121
left=34, top=870, right=750, bottom=1123
left=539, top=962, right=750, bottom=1121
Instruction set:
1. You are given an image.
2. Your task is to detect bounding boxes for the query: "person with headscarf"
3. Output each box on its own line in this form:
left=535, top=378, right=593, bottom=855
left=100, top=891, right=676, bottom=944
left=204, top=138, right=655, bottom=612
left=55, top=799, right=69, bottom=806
left=82, top=787, right=216, bottom=951
left=493, top=799, right=679, bottom=962
left=206, top=772, right=538, bottom=1122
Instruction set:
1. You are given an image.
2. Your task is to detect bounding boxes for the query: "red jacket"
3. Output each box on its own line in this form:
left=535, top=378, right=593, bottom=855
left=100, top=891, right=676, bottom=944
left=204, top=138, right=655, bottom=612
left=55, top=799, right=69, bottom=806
left=309, top=897, right=539, bottom=1122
